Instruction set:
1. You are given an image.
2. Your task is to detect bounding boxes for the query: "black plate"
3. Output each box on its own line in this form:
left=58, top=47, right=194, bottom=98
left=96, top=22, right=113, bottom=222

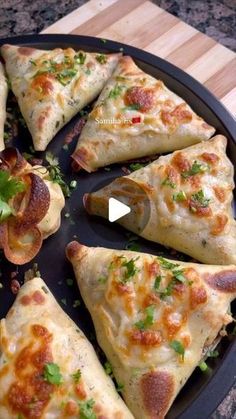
left=0, top=34, right=235, bottom=419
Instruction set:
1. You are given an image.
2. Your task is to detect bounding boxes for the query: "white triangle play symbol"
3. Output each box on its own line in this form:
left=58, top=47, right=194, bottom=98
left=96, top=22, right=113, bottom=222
left=108, top=197, right=131, bottom=222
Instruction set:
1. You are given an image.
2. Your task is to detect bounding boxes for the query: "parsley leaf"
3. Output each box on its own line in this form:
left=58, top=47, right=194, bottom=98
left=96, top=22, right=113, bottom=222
left=74, top=52, right=86, bottom=65
left=124, top=233, right=141, bottom=251
left=161, top=177, right=176, bottom=189
left=72, top=369, right=81, bottom=383
left=170, top=340, right=185, bottom=360
left=98, top=276, right=107, bottom=284
left=104, top=361, right=113, bottom=376
left=123, top=103, right=141, bottom=111
left=199, top=361, right=208, bottom=372
left=154, top=275, right=162, bottom=291
left=173, top=191, right=187, bottom=202
left=190, top=189, right=210, bottom=208
left=78, top=399, right=96, bottom=419
left=181, top=161, right=209, bottom=178
left=0, top=170, right=25, bottom=222
left=43, top=363, right=63, bottom=385
left=135, top=305, right=155, bottom=330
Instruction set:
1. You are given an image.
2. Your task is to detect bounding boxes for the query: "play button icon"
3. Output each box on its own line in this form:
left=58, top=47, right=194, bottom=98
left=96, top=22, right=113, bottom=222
left=108, top=197, right=131, bottom=222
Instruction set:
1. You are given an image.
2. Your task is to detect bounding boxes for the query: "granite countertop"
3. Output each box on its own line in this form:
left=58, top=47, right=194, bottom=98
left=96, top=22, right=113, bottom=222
left=0, top=1, right=235, bottom=418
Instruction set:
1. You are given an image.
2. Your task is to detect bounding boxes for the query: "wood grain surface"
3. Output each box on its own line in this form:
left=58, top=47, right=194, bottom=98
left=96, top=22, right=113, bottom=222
left=42, top=0, right=236, bottom=117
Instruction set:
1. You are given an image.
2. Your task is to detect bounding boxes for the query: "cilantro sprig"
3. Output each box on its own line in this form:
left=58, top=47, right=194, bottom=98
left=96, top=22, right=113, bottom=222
left=181, top=160, right=209, bottom=178
left=108, top=85, right=123, bottom=99
left=0, top=170, right=25, bottom=222
left=121, top=256, right=139, bottom=283
left=43, top=362, right=63, bottom=385
left=135, top=305, right=155, bottom=330
left=78, top=399, right=96, bottom=419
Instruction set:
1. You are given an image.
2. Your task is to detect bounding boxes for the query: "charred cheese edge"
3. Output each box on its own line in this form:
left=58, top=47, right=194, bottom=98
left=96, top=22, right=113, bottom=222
left=0, top=44, right=120, bottom=151
left=84, top=135, right=236, bottom=265
left=0, top=62, right=8, bottom=151
left=0, top=277, right=134, bottom=419
left=72, top=56, right=215, bottom=172
left=67, top=241, right=236, bottom=419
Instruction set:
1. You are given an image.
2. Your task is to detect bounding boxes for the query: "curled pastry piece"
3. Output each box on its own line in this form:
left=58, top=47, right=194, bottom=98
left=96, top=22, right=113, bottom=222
left=67, top=241, right=236, bottom=419
left=72, top=56, right=215, bottom=172
left=83, top=135, right=236, bottom=265
left=0, top=277, right=134, bottom=419
left=0, top=62, right=8, bottom=151
left=0, top=147, right=65, bottom=264
left=1, top=44, right=121, bottom=150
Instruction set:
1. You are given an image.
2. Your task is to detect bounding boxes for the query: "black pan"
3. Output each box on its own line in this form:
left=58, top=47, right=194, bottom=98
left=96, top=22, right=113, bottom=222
left=0, top=34, right=235, bottom=419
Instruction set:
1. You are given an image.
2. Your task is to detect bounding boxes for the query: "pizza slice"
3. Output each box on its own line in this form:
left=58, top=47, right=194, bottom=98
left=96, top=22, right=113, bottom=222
left=0, top=276, right=133, bottom=419
left=0, top=62, right=8, bottom=151
left=66, top=240, right=236, bottom=419
left=0, top=147, right=65, bottom=264
left=72, top=55, right=215, bottom=172
left=84, top=135, right=236, bottom=265
left=0, top=44, right=120, bottom=151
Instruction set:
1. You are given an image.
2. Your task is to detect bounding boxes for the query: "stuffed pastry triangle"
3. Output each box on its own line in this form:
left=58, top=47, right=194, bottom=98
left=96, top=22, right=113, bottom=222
left=84, top=135, right=236, bottom=265
left=72, top=56, right=215, bottom=172
left=1, top=44, right=120, bottom=151
left=0, top=277, right=133, bottom=419
left=67, top=241, right=236, bottom=419
left=0, top=62, right=8, bottom=151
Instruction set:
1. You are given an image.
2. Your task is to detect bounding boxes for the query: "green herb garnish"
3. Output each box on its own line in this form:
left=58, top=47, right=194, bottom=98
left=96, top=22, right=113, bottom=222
left=157, top=257, right=179, bottom=270
left=108, top=85, right=123, bottom=99
left=0, top=170, right=25, bottom=222
left=73, top=299, right=81, bottom=308
left=161, top=177, right=176, bottom=189
left=123, top=103, right=140, bottom=111
left=121, top=257, right=139, bottom=282
left=190, top=189, right=210, bottom=210
left=182, top=161, right=209, bottom=178
left=104, top=361, right=113, bottom=376
left=98, top=276, right=107, bottom=284
left=72, top=369, right=81, bottom=383
left=154, top=275, right=162, bottom=291
left=74, top=52, right=86, bottom=65
left=170, top=340, right=185, bottom=360
left=45, top=152, right=70, bottom=197
left=96, top=54, right=107, bottom=64
left=199, top=361, right=208, bottom=372
left=116, top=382, right=124, bottom=393
left=78, top=399, right=96, bottom=419
left=135, top=305, right=155, bottom=330
left=129, top=163, right=145, bottom=171
left=173, top=191, right=187, bottom=202
left=66, top=278, right=74, bottom=286
left=43, top=363, right=63, bottom=385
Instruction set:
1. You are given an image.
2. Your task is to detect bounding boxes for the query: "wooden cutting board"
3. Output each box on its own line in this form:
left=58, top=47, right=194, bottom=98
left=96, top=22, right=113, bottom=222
left=42, top=0, right=236, bottom=118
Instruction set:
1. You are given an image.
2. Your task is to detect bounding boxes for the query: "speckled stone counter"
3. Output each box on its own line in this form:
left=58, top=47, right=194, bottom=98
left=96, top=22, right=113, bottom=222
left=0, top=1, right=235, bottom=418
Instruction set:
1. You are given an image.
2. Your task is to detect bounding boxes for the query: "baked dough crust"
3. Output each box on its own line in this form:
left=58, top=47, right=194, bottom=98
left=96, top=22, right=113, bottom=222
left=0, top=62, right=8, bottom=151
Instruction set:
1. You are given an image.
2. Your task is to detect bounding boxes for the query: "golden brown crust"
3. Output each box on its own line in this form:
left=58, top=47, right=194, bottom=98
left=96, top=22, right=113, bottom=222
left=140, top=371, right=175, bottom=419
left=66, top=240, right=85, bottom=261
left=204, top=270, right=236, bottom=293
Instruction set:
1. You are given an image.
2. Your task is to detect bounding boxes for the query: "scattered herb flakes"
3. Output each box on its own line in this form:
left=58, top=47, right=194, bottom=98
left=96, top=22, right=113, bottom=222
left=135, top=305, right=155, bottom=330
left=170, top=340, right=185, bottom=360
left=85, top=69, right=91, bottom=75
left=161, top=177, right=176, bottom=189
left=100, top=38, right=107, bottom=43
left=182, top=160, right=209, bottom=178
left=172, top=269, right=185, bottom=283
left=207, top=350, right=219, bottom=358
left=108, top=84, right=123, bottom=99
left=29, top=59, right=37, bottom=66
left=173, top=191, right=187, bottom=202
left=190, top=189, right=210, bottom=209
left=45, top=152, right=70, bottom=197
left=73, top=299, right=81, bottom=308
left=154, top=275, right=162, bottom=291
left=66, top=278, right=74, bottom=286
left=70, top=180, right=77, bottom=189
left=121, top=256, right=139, bottom=282
left=98, top=276, right=107, bottom=284
left=78, top=399, right=96, bottom=419
left=116, top=382, right=124, bottom=393
left=72, top=369, right=81, bottom=383
left=199, top=361, right=208, bottom=372
left=123, top=103, right=141, bottom=111
left=61, top=298, right=67, bottom=306
left=157, top=257, right=179, bottom=270
left=43, top=362, right=63, bottom=385
left=96, top=53, right=107, bottom=64
left=104, top=361, right=113, bottom=376
left=129, top=162, right=145, bottom=171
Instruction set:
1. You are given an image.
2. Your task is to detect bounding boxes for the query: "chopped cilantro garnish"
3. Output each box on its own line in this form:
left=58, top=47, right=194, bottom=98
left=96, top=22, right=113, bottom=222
left=161, top=177, right=176, bottom=189
left=182, top=161, right=209, bottom=178
left=207, top=349, right=219, bottom=358
left=199, top=361, right=208, bottom=372
left=154, top=275, right=162, bottom=291
left=135, top=305, right=155, bottom=330
left=170, top=340, right=185, bottom=360
left=0, top=170, right=25, bottom=222
left=98, top=276, right=107, bottom=284
left=190, top=189, right=210, bottom=210
left=74, top=52, right=86, bottom=65
left=173, top=191, right=187, bottom=202
left=124, top=233, right=140, bottom=251
left=95, top=54, right=107, bottom=64
left=43, top=363, right=63, bottom=385
left=116, top=382, right=124, bottom=393
left=72, top=369, right=81, bottom=383
left=129, top=163, right=145, bottom=171
left=104, top=361, right=113, bottom=376
left=123, top=103, right=141, bottom=111
left=121, top=257, right=139, bottom=282
left=78, top=399, right=96, bottom=419
left=172, top=269, right=185, bottom=282
left=108, top=85, right=123, bottom=99
left=73, top=299, right=81, bottom=308
left=157, top=257, right=179, bottom=270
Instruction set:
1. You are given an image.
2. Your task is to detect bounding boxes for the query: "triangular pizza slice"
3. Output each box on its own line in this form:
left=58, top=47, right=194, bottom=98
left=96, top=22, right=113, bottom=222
left=0, top=277, right=133, bottom=419
left=67, top=241, right=236, bottom=419
left=84, top=135, right=236, bottom=265
left=0, top=62, right=8, bottom=150
left=72, top=55, right=215, bottom=172
left=1, top=44, right=120, bottom=151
